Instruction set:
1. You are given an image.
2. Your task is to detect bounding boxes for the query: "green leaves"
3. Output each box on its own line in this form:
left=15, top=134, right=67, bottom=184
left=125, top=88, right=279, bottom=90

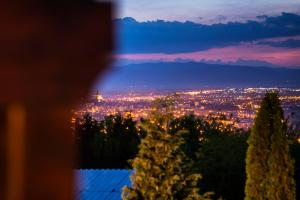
left=123, top=126, right=212, bottom=200
left=245, top=92, right=296, bottom=200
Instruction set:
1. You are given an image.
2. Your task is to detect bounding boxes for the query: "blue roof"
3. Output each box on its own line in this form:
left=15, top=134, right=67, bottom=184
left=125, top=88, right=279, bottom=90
left=75, top=169, right=132, bottom=200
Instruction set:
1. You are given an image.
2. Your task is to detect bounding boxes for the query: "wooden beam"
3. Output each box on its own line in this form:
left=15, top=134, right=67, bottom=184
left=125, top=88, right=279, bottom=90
left=0, top=1, right=113, bottom=199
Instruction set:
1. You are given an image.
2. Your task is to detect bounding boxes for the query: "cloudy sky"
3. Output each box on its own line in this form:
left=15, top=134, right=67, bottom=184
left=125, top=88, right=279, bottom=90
left=116, top=0, right=300, bottom=24
left=115, top=13, right=300, bottom=67
left=96, top=1, right=300, bottom=91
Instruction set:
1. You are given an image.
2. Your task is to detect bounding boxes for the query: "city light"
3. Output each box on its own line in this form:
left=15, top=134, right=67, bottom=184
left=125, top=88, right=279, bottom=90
left=74, top=87, right=300, bottom=129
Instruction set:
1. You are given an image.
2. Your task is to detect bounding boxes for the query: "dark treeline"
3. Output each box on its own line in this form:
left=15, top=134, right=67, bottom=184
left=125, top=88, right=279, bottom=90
left=75, top=112, right=243, bottom=169
left=75, top=113, right=142, bottom=168
left=75, top=109, right=300, bottom=200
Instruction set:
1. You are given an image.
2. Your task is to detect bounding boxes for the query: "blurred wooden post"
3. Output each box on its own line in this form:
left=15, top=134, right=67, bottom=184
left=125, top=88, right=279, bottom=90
left=0, top=1, right=113, bottom=199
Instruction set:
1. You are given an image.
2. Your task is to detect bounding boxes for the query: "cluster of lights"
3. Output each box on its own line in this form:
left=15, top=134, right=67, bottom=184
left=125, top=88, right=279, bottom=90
left=74, top=88, right=300, bottom=129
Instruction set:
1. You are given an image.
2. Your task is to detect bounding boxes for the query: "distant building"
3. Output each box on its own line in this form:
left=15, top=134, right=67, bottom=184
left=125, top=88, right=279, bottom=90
left=75, top=169, right=131, bottom=200
left=96, top=90, right=104, bottom=103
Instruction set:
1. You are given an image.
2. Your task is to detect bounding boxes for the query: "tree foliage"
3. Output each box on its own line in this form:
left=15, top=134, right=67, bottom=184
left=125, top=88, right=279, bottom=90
left=169, top=114, right=248, bottom=200
left=245, top=92, right=296, bottom=200
left=74, top=98, right=300, bottom=199
left=75, top=113, right=141, bottom=168
left=199, top=132, right=248, bottom=200
left=122, top=123, right=212, bottom=200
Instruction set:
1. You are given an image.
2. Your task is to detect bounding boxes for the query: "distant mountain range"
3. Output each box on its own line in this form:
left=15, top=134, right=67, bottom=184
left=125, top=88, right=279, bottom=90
left=115, top=58, right=281, bottom=68
left=100, top=62, right=300, bottom=92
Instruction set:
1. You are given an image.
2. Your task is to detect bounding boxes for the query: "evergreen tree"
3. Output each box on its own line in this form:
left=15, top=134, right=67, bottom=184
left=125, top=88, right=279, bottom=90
left=122, top=124, right=212, bottom=200
left=245, top=92, right=296, bottom=200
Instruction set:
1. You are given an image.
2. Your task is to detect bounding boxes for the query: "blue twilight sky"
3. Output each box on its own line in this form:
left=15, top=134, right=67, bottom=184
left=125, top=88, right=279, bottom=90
left=95, top=0, right=300, bottom=92
left=115, top=0, right=300, bottom=23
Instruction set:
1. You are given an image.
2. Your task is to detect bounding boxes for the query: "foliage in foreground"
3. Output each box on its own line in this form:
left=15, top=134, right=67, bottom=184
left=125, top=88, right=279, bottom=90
left=122, top=123, right=213, bottom=200
left=245, top=92, right=296, bottom=200
left=74, top=95, right=300, bottom=199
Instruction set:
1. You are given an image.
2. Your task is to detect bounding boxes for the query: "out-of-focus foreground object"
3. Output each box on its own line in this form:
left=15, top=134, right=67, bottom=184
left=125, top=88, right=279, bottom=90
left=0, top=1, right=113, bottom=199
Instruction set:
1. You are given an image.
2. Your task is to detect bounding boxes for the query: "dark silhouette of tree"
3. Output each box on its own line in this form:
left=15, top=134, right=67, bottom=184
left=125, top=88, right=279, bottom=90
left=169, top=114, right=248, bottom=199
left=199, top=132, right=248, bottom=200
left=245, top=92, right=296, bottom=200
left=75, top=113, right=101, bottom=168
left=75, top=113, right=141, bottom=168
left=290, top=141, right=300, bottom=198
left=169, top=115, right=204, bottom=160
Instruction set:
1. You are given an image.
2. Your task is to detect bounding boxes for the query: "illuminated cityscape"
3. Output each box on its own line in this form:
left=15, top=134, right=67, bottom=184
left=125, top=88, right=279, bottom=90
left=74, top=87, right=300, bottom=129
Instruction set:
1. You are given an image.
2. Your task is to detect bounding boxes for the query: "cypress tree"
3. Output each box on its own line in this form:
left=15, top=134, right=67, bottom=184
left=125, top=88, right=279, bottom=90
left=122, top=124, right=212, bottom=200
left=245, top=92, right=296, bottom=200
